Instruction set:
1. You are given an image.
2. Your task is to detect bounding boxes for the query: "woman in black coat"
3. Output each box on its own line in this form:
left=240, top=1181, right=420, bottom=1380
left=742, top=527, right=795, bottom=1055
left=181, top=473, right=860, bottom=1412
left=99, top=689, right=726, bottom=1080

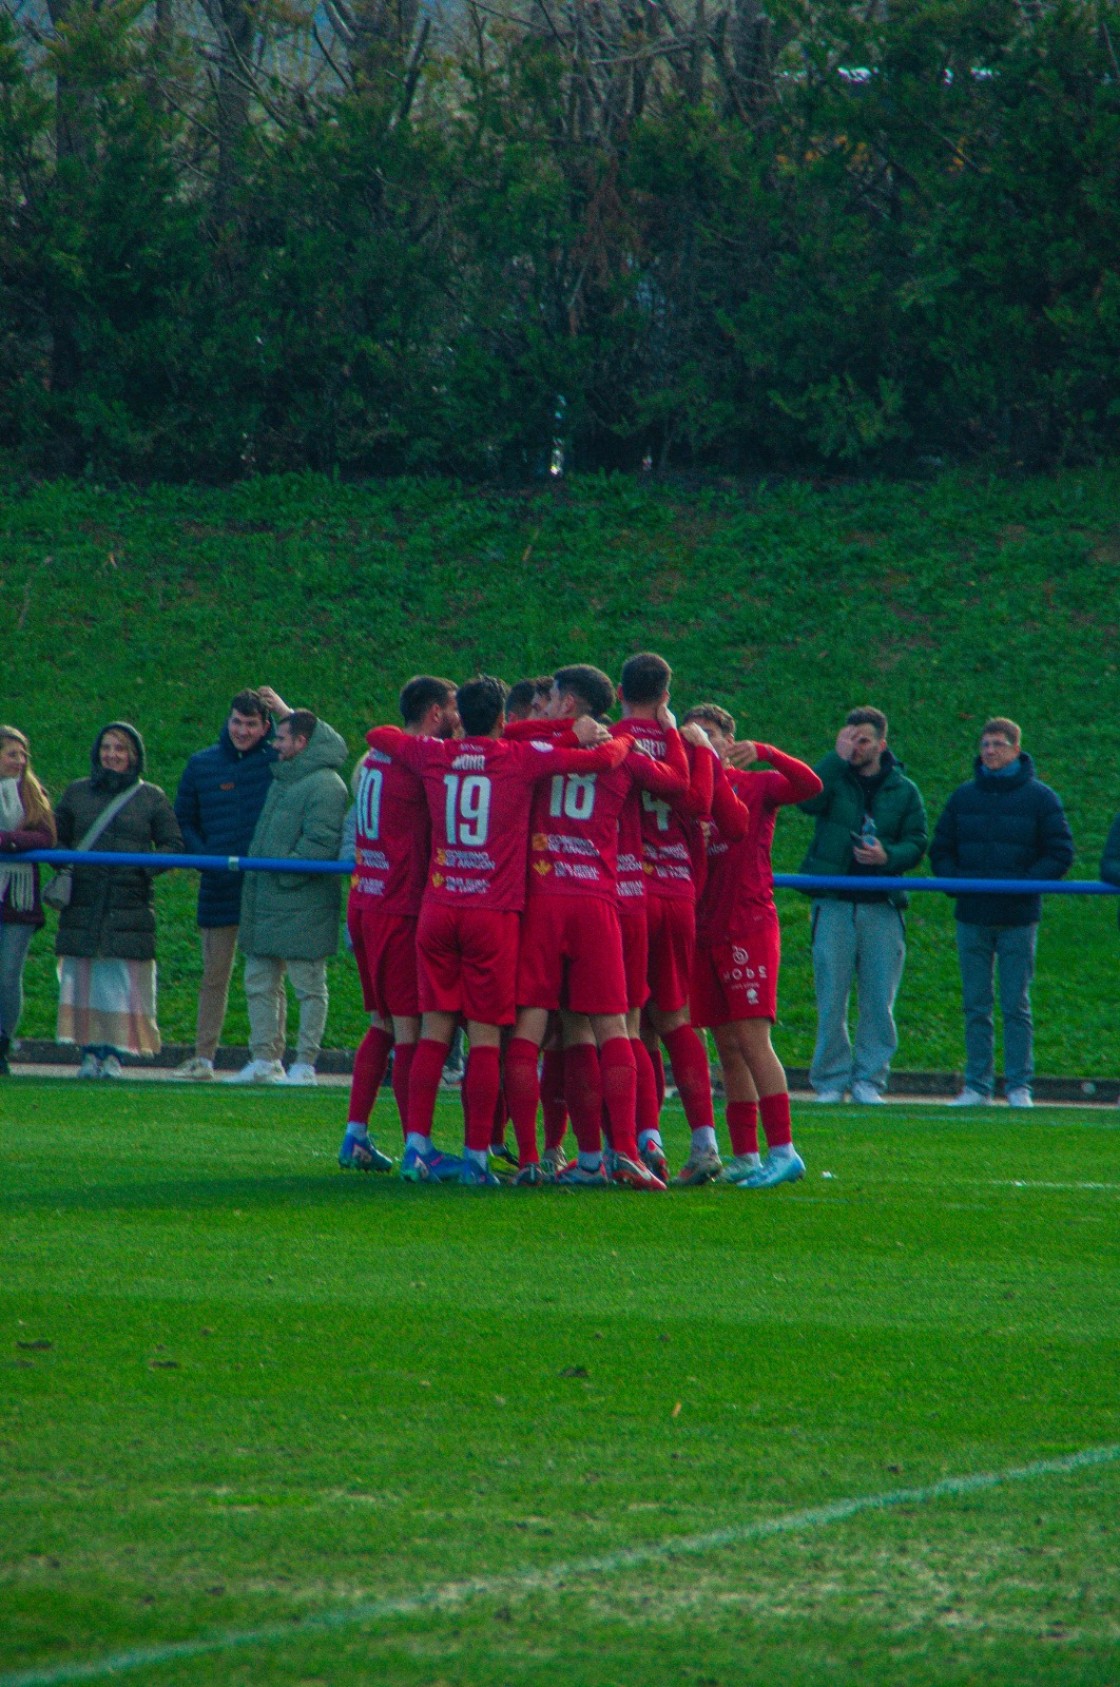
left=55, top=722, right=183, bottom=1077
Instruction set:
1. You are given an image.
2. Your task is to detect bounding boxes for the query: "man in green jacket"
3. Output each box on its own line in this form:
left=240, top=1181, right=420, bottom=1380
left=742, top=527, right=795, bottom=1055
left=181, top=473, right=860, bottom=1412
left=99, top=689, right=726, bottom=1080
left=231, top=690, right=349, bottom=1085
left=797, top=707, right=928, bottom=1104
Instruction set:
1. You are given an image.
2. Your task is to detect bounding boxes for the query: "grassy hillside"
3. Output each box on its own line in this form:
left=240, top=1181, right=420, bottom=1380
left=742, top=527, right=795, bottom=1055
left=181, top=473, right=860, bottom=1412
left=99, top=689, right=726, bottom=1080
left=2, top=469, right=1118, bottom=1075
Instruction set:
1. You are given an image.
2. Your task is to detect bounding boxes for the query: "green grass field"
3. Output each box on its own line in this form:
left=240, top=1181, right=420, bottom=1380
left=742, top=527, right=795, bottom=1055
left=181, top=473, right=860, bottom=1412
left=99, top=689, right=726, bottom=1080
left=3, top=1083, right=1119, bottom=1685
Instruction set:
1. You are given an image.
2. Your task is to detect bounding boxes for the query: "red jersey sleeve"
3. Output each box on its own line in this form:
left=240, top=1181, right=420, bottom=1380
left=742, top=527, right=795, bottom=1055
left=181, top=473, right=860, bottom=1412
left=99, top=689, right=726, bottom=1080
left=365, top=724, right=428, bottom=775
left=503, top=718, right=570, bottom=741
left=751, top=744, right=824, bottom=806
left=544, top=738, right=629, bottom=777
left=679, top=740, right=716, bottom=819
left=626, top=727, right=689, bottom=800
left=711, top=760, right=750, bottom=839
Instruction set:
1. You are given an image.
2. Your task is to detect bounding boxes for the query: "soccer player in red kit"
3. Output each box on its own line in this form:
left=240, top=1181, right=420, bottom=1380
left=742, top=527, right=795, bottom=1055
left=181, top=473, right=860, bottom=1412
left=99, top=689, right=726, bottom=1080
left=615, top=653, right=750, bottom=1183
left=503, top=664, right=688, bottom=1190
left=367, top=673, right=630, bottom=1185
left=338, top=675, right=459, bottom=1173
left=685, top=704, right=823, bottom=1188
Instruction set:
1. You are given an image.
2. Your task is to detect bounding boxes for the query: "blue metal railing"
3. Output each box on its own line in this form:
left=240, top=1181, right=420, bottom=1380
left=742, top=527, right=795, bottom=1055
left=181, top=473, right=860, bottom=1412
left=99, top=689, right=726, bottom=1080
left=15, top=850, right=1120, bottom=896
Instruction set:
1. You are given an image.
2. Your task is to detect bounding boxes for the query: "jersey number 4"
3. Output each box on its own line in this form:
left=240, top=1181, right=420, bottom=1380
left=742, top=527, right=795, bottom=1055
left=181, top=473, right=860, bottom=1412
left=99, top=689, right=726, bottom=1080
left=443, top=773, right=492, bottom=846
left=642, top=789, right=672, bottom=832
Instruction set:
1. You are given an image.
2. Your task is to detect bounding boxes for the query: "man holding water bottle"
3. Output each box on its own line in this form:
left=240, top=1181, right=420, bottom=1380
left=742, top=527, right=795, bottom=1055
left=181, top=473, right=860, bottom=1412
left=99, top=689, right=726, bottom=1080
left=796, top=709, right=928, bottom=1104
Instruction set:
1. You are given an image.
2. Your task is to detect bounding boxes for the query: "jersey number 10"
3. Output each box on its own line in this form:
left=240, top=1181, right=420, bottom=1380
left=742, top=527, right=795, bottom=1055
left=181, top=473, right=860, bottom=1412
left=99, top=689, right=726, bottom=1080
left=548, top=773, right=597, bottom=820
left=443, top=773, right=492, bottom=846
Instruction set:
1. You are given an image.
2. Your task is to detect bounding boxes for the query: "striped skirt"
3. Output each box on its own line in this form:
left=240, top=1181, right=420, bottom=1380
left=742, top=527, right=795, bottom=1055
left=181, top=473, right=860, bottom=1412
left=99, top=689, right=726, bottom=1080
left=56, top=957, right=161, bottom=1057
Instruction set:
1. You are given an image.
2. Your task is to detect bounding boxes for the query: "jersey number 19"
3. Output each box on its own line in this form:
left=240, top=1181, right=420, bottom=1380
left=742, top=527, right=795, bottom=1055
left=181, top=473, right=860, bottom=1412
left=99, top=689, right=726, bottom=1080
left=443, top=774, right=492, bottom=846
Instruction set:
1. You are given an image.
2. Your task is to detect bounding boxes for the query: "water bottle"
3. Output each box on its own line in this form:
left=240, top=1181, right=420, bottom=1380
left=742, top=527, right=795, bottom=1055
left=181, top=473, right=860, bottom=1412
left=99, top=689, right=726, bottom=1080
left=859, top=813, right=877, bottom=848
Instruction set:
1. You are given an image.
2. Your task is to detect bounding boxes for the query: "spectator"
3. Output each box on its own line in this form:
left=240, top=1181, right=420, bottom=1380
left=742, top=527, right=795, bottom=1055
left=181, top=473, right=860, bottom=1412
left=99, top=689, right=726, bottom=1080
left=797, top=708, right=929, bottom=1103
left=54, top=723, right=183, bottom=1078
left=231, top=694, right=349, bottom=1085
left=0, top=727, right=56, bottom=1075
left=173, top=689, right=275, bottom=1079
left=931, top=717, right=1073, bottom=1108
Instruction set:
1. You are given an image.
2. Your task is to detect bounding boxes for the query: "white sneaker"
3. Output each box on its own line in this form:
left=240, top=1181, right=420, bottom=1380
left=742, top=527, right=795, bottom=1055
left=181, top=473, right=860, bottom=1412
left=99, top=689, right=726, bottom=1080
left=851, top=1082, right=885, bottom=1105
left=947, top=1087, right=991, bottom=1106
left=227, top=1058, right=286, bottom=1084
left=77, top=1052, right=101, bottom=1079
left=1006, top=1086, right=1033, bottom=1109
left=279, top=1062, right=317, bottom=1086
left=175, top=1056, right=215, bottom=1081
left=814, top=1088, right=846, bottom=1104
left=100, top=1054, right=124, bottom=1079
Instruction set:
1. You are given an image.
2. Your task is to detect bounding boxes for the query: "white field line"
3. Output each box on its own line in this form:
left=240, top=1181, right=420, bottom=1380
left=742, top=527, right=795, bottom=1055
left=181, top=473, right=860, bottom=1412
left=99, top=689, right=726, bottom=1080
left=3, top=1443, right=1119, bottom=1687
left=989, top=1179, right=1120, bottom=1192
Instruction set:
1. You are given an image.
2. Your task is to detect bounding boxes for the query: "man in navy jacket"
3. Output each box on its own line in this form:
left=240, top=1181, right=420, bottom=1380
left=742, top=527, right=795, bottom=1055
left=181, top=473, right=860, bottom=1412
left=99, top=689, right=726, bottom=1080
left=930, top=717, right=1073, bottom=1108
left=173, top=689, right=275, bottom=1077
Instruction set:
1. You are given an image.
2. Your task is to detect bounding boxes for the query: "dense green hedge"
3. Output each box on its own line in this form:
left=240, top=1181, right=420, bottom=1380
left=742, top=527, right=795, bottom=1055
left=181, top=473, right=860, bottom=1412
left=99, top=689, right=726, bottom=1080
left=1, top=0, right=1118, bottom=481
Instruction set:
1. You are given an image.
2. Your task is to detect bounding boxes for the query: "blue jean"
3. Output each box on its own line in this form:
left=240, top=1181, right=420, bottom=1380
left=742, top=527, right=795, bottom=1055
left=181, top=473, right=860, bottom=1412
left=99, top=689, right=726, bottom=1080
left=0, top=921, right=34, bottom=1038
left=956, top=921, right=1037, bottom=1097
left=809, top=899, right=907, bottom=1095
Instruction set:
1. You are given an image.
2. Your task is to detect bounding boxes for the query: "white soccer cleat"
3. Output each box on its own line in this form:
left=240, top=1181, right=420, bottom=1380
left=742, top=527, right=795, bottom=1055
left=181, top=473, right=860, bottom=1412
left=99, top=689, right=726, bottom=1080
left=227, top=1059, right=286, bottom=1084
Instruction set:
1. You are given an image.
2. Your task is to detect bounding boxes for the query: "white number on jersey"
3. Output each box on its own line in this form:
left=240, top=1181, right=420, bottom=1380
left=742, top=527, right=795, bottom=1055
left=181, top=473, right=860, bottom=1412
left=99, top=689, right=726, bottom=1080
left=548, top=773, right=597, bottom=821
left=443, top=773, right=492, bottom=846
left=642, top=788, right=672, bottom=832
left=356, top=763, right=384, bottom=840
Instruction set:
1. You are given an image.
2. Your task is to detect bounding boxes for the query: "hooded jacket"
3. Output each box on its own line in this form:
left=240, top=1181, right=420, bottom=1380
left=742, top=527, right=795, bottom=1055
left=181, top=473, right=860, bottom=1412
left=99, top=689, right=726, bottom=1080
left=174, top=722, right=276, bottom=927
left=54, top=723, right=184, bottom=961
left=929, top=752, right=1074, bottom=927
left=237, top=718, right=349, bottom=961
left=796, top=748, right=928, bottom=910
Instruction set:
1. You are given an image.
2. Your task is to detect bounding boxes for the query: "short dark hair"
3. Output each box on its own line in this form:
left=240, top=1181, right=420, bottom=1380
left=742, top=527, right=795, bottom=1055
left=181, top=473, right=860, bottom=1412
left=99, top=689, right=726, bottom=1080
left=982, top=716, right=1021, bottom=746
left=457, top=674, right=508, bottom=737
left=683, top=703, right=735, bottom=737
left=846, top=707, right=888, bottom=739
left=506, top=679, right=537, bottom=716
left=399, top=674, right=457, bottom=726
left=553, top=664, right=614, bottom=719
left=620, top=652, right=671, bottom=705
left=284, top=709, right=318, bottom=743
left=229, top=688, right=269, bottom=723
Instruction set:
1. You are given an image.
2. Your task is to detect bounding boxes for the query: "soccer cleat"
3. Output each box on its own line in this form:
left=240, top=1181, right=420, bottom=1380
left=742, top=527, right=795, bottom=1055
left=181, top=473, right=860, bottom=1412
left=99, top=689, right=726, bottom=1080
left=850, top=1081, right=885, bottom=1105
left=1006, top=1087, right=1033, bottom=1109
left=541, top=1144, right=570, bottom=1177
left=813, top=1088, right=846, bottom=1104
left=401, top=1144, right=466, bottom=1183
left=459, top=1160, right=502, bottom=1187
left=279, top=1062, right=317, bottom=1086
left=514, top=1162, right=547, bottom=1187
left=556, top=1161, right=610, bottom=1188
left=489, top=1140, right=519, bottom=1169
left=947, top=1087, right=991, bottom=1107
left=672, top=1149, right=723, bottom=1187
left=719, top=1153, right=762, bottom=1183
left=175, top=1056, right=215, bottom=1081
left=100, top=1054, right=124, bottom=1079
left=338, top=1130, right=394, bottom=1173
left=737, top=1149, right=806, bottom=1189
left=612, top=1153, right=667, bottom=1192
left=77, top=1053, right=101, bottom=1079
left=639, top=1138, right=670, bottom=1182
left=227, top=1058, right=286, bottom=1084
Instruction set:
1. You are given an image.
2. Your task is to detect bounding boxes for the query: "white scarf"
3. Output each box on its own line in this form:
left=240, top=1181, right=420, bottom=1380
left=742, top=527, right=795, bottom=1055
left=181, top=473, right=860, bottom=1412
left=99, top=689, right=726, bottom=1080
left=0, top=778, right=35, bottom=913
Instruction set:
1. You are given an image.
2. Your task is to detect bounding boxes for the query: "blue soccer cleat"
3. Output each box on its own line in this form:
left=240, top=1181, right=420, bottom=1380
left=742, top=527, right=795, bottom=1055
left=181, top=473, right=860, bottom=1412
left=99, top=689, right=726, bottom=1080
left=459, top=1160, right=502, bottom=1187
left=736, top=1149, right=806, bottom=1190
left=338, top=1130, right=394, bottom=1173
left=401, top=1144, right=466, bottom=1183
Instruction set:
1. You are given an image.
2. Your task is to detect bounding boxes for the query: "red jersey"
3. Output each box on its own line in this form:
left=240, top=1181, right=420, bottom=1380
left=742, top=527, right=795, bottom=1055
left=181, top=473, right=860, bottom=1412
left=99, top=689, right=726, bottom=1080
left=366, top=726, right=629, bottom=914
left=352, top=738, right=430, bottom=918
left=506, top=718, right=688, bottom=904
left=615, top=718, right=719, bottom=902
left=696, top=745, right=822, bottom=938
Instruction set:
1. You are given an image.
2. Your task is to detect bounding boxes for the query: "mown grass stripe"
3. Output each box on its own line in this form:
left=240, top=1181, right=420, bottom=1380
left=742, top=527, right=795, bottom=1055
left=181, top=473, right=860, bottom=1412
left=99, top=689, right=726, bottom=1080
left=5, top=1443, right=1118, bottom=1687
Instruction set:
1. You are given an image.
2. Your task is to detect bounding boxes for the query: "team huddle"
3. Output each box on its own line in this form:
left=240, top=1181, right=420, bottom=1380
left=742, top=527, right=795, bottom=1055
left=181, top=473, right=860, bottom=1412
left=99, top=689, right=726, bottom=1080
left=338, top=653, right=823, bottom=1191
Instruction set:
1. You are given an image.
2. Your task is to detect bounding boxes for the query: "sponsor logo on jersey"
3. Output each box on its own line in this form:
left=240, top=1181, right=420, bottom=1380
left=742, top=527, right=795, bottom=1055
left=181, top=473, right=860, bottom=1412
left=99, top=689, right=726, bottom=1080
left=533, top=860, right=552, bottom=875
left=444, top=849, right=495, bottom=870
left=431, top=872, right=444, bottom=887
left=617, top=852, right=642, bottom=874
left=656, top=863, right=693, bottom=882
left=444, top=876, right=488, bottom=894
left=353, top=878, right=385, bottom=896
left=732, top=945, right=749, bottom=966
left=554, top=860, right=601, bottom=882
left=542, top=833, right=598, bottom=858
left=532, top=833, right=548, bottom=851
left=357, top=848, right=390, bottom=870
left=618, top=881, right=644, bottom=897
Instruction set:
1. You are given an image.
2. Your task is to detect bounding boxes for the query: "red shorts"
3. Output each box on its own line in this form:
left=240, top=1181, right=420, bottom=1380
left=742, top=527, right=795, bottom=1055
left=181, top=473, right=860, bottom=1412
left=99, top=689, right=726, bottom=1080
left=517, top=894, right=628, bottom=1015
left=417, top=903, right=520, bottom=1025
left=691, top=917, right=780, bottom=1026
left=646, top=894, right=695, bottom=1015
left=619, top=903, right=650, bottom=1013
left=347, top=901, right=420, bottom=1019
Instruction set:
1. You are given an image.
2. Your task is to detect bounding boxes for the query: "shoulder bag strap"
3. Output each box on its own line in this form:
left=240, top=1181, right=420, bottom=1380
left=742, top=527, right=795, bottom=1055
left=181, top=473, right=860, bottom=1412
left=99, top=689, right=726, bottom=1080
left=73, top=781, right=147, bottom=854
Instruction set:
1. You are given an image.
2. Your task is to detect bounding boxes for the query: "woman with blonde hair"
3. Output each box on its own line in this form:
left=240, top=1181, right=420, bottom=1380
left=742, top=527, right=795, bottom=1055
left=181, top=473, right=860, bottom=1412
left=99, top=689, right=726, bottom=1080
left=0, top=726, right=56, bottom=1075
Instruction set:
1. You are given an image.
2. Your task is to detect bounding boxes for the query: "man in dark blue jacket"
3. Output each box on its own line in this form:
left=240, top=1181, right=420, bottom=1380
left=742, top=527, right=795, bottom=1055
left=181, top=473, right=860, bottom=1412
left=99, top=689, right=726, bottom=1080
left=930, top=718, right=1073, bottom=1108
left=173, top=689, right=275, bottom=1077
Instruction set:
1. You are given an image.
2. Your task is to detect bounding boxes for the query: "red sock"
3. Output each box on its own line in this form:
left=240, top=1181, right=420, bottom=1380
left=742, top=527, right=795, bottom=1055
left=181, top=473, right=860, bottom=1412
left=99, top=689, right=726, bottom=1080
left=504, top=1038, right=541, bottom=1166
left=727, top=1100, right=759, bottom=1157
left=632, top=1038, right=660, bottom=1137
left=490, top=1083, right=509, bottom=1149
left=541, top=1048, right=568, bottom=1152
left=347, top=1026, right=393, bottom=1127
left=601, top=1037, right=638, bottom=1161
left=463, top=1046, right=502, bottom=1153
left=649, top=1044, right=666, bottom=1110
left=759, top=1090, right=793, bottom=1149
left=391, top=1041, right=416, bottom=1141
left=663, top=1025, right=715, bottom=1132
left=564, top=1043, right=602, bottom=1156
left=600, top=1098, right=615, bottom=1153
left=406, top=1038, right=446, bottom=1139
